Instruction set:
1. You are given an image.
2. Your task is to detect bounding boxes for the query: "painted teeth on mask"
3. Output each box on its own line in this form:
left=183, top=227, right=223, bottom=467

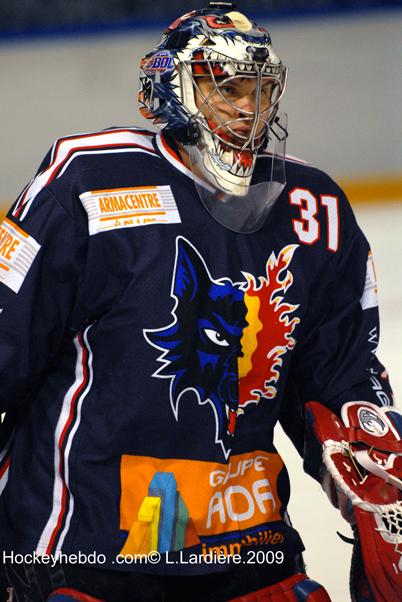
left=217, top=141, right=234, bottom=166
left=230, top=162, right=243, bottom=177
left=224, top=148, right=234, bottom=165
left=226, top=63, right=236, bottom=76
left=236, top=62, right=254, bottom=72
left=231, top=161, right=253, bottom=177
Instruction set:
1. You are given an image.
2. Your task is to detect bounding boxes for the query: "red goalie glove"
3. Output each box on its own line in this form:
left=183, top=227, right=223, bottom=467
left=304, top=401, right=402, bottom=602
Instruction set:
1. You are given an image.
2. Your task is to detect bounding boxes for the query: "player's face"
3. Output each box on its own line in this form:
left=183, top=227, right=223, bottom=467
left=194, top=75, right=273, bottom=145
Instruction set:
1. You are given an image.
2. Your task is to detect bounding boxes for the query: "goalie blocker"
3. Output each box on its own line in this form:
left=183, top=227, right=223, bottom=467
left=304, top=400, right=402, bottom=602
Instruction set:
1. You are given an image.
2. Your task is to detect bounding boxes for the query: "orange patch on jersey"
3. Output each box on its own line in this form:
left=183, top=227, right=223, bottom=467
left=80, top=185, right=180, bottom=234
left=120, top=451, right=283, bottom=543
left=0, top=218, right=41, bottom=293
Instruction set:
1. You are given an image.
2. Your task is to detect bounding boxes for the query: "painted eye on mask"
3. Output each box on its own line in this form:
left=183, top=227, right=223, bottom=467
left=204, top=15, right=234, bottom=30
left=203, top=328, right=230, bottom=347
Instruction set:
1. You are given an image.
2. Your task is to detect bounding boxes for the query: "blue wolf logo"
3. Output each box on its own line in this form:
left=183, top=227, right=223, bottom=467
left=144, top=236, right=299, bottom=458
left=144, top=236, right=247, bottom=458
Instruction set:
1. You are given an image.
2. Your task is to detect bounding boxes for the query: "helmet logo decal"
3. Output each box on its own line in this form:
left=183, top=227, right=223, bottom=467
left=142, top=51, right=175, bottom=75
left=144, top=237, right=299, bottom=458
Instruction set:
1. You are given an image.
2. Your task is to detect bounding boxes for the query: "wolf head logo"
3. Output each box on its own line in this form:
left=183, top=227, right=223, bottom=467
left=144, top=236, right=299, bottom=458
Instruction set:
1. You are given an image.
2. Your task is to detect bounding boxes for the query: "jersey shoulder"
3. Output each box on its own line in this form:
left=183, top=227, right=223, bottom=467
left=283, top=154, right=362, bottom=246
left=284, top=153, right=344, bottom=197
left=11, top=126, right=159, bottom=222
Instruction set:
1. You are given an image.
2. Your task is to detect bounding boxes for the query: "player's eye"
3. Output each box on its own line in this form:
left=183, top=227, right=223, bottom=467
left=203, top=328, right=230, bottom=347
left=220, top=85, right=236, bottom=96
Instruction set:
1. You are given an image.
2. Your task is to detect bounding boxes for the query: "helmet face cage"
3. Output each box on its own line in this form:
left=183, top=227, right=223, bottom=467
left=138, top=5, right=288, bottom=194
left=179, top=51, right=287, bottom=152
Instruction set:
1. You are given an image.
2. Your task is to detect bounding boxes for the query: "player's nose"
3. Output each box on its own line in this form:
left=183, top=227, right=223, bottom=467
left=236, top=94, right=256, bottom=114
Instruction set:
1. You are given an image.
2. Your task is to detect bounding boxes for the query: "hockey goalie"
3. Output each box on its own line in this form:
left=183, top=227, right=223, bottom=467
left=0, top=2, right=401, bottom=601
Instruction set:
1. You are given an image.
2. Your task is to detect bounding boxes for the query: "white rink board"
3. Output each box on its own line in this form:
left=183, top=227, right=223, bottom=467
left=275, top=202, right=402, bottom=602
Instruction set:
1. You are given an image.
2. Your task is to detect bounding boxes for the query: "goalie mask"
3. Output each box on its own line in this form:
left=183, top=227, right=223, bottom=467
left=138, top=2, right=288, bottom=232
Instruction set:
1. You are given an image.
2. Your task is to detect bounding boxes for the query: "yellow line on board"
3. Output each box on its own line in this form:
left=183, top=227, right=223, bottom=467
left=338, top=174, right=402, bottom=205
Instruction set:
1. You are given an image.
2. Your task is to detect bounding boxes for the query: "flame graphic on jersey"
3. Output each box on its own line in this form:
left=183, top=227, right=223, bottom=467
left=238, top=245, right=300, bottom=409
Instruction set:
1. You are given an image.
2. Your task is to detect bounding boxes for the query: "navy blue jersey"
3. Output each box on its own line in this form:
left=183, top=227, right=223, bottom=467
left=0, top=128, right=393, bottom=574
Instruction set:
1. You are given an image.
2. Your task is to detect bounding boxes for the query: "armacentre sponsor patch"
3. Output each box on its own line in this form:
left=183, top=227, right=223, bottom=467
left=360, top=250, right=378, bottom=310
left=0, top=218, right=41, bottom=293
left=80, top=186, right=181, bottom=235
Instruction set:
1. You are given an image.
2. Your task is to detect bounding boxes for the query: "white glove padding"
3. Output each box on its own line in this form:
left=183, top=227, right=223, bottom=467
left=304, top=400, right=402, bottom=602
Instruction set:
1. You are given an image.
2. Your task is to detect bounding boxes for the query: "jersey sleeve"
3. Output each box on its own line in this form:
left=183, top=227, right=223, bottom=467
left=279, top=193, right=393, bottom=458
left=293, top=228, right=392, bottom=413
left=0, top=187, right=88, bottom=415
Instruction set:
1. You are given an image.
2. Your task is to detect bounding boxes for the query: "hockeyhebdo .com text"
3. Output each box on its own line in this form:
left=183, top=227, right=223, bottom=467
left=3, top=549, right=285, bottom=567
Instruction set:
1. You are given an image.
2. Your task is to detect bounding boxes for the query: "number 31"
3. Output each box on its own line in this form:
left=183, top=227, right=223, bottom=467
left=289, top=188, right=339, bottom=252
